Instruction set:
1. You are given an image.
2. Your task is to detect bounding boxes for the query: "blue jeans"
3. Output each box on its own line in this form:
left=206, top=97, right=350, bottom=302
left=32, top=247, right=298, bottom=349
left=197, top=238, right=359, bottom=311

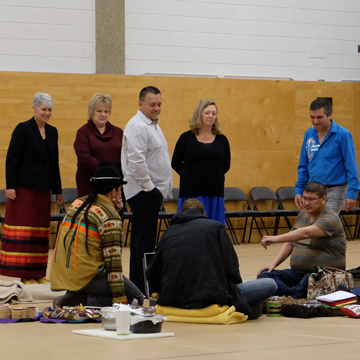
left=257, top=269, right=310, bottom=299
left=236, top=278, right=278, bottom=305
left=326, top=184, right=347, bottom=215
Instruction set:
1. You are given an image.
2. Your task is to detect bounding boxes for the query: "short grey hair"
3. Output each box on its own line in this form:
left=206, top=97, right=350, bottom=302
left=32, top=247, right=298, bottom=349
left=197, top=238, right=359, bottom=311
left=32, top=92, right=53, bottom=109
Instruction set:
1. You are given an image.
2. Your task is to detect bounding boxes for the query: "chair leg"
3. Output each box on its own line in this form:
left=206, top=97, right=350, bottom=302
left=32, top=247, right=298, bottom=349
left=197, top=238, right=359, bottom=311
left=257, top=216, right=268, bottom=237
left=125, top=219, right=131, bottom=246
left=284, top=215, right=292, bottom=230
left=248, top=218, right=255, bottom=243
left=274, top=216, right=280, bottom=235
left=242, top=217, right=249, bottom=243
left=354, top=214, right=360, bottom=239
left=225, top=218, right=239, bottom=245
left=341, top=215, right=354, bottom=241
left=251, top=216, right=267, bottom=242
left=156, top=218, right=163, bottom=245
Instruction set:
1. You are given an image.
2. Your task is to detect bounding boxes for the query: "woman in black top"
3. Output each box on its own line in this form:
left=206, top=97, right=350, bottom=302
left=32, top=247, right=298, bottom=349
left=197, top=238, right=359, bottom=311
left=172, top=99, right=230, bottom=225
left=0, top=93, right=63, bottom=285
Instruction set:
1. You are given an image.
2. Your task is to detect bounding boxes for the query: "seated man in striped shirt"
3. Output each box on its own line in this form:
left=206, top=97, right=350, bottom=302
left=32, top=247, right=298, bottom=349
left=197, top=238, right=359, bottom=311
left=257, top=181, right=346, bottom=299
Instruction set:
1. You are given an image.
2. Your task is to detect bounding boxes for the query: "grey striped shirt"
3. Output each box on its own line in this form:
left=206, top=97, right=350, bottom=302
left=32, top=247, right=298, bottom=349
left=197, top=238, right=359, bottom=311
left=290, top=206, right=346, bottom=272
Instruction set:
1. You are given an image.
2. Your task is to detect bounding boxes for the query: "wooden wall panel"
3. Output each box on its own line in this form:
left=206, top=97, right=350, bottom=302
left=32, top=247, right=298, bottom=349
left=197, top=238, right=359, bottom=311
left=0, top=72, right=359, bottom=243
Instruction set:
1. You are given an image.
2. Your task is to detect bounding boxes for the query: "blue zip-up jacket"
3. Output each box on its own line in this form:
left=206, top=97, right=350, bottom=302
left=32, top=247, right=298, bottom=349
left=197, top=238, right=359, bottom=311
left=296, top=120, right=360, bottom=199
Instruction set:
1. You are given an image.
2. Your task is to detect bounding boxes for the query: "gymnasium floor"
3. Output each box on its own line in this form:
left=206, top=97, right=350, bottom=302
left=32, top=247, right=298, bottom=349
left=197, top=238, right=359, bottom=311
left=1, top=241, right=360, bottom=360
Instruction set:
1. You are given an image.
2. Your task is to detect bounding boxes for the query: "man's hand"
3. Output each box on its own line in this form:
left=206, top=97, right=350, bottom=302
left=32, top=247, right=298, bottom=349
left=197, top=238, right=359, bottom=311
left=256, top=265, right=275, bottom=278
left=260, top=235, right=278, bottom=250
left=344, top=198, right=356, bottom=212
left=294, top=194, right=304, bottom=210
left=5, top=189, right=16, bottom=200
left=115, top=197, right=124, bottom=212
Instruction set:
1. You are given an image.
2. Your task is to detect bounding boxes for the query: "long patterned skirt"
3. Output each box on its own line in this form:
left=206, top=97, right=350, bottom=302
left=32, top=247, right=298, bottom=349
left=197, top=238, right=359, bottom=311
left=0, top=186, right=51, bottom=279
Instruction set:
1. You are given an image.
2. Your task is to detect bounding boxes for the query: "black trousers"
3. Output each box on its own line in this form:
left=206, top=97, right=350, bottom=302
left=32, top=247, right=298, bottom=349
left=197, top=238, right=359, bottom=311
left=83, top=275, right=144, bottom=307
left=127, top=188, right=163, bottom=294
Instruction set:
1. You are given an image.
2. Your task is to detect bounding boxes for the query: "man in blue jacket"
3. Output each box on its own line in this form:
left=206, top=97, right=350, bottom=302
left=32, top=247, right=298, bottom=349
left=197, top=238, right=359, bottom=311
left=295, top=97, right=360, bottom=214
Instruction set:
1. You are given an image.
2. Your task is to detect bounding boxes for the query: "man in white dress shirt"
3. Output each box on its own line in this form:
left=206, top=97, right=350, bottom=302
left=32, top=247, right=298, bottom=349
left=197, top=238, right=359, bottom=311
left=121, top=86, right=173, bottom=293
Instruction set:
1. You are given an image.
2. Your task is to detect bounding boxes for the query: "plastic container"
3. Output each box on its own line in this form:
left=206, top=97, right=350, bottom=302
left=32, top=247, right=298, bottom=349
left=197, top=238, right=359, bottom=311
left=100, top=307, right=117, bottom=331
left=130, top=311, right=167, bottom=333
left=266, top=300, right=282, bottom=317
left=116, top=307, right=130, bottom=335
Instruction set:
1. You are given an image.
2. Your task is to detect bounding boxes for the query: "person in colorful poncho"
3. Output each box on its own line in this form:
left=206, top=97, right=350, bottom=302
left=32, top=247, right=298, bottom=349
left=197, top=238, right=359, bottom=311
left=50, top=166, right=143, bottom=307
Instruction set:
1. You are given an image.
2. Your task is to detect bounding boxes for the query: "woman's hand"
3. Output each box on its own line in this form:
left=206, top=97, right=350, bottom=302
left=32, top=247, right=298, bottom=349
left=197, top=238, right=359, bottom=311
left=6, top=189, right=16, bottom=200
left=55, top=194, right=63, bottom=204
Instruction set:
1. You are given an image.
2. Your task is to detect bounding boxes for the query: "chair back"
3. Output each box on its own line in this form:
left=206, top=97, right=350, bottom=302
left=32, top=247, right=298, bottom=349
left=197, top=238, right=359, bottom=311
left=0, top=190, right=7, bottom=205
left=224, top=187, right=247, bottom=202
left=224, top=187, right=252, bottom=210
left=163, top=188, right=179, bottom=203
left=250, top=187, right=279, bottom=209
left=62, top=188, right=78, bottom=204
left=276, top=186, right=296, bottom=210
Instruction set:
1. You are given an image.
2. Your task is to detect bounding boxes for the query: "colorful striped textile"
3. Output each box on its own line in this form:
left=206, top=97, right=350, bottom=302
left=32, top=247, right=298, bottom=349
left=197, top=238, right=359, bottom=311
left=0, top=186, right=51, bottom=278
left=51, top=194, right=126, bottom=302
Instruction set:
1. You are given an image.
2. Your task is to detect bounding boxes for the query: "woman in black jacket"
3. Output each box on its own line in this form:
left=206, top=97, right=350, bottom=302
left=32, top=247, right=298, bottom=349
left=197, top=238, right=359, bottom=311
left=172, top=99, right=230, bottom=225
left=0, top=93, right=63, bottom=285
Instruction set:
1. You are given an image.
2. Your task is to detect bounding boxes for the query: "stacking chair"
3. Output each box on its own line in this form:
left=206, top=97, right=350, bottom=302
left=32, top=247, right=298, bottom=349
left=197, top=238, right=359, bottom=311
left=224, top=187, right=257, bottom=244
left=50, top=188, right=78, bottom=237
left=249, top=187, right=294, bottom=241
left=50, top=195, right=66, bottom=237
left=276, top=187, right=296, bottom=210
left=61, top=188, right=78, bottom=212
left=340, top=191, right=360, bottom=241
left=123, top=202, right=133, bottom=246
left=276, top=186, right=299, bottom=228
left=156, top=188, right=179, bottom=243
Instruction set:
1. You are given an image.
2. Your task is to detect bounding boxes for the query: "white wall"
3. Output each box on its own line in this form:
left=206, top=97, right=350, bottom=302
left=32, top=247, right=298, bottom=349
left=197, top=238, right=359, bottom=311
left=0, top=0, right=95, bottom=74
left=125, top=0, right=360, bottom=81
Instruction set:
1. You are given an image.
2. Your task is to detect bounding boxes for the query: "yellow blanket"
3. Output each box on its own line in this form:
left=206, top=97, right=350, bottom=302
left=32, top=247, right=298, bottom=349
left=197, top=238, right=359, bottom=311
left=155, top=304, right=247, bottom=324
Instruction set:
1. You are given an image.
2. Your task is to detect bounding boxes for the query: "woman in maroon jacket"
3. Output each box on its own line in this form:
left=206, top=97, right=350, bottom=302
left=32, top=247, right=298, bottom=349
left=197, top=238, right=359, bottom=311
left=74, top=94, right=124, bottom=198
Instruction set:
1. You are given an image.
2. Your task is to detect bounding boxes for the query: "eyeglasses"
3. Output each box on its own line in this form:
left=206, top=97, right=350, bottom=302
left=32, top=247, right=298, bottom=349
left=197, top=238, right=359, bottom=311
left=301, top=196, right=321, bottom=203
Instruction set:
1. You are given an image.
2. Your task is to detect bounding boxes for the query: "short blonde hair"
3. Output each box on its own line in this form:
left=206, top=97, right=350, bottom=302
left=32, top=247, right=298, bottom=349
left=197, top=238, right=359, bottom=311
left=189, top=99, right=221, bottom=135
left=88, top=93, right=112, bottom=120
left=181, top=198, right=205, bottom=215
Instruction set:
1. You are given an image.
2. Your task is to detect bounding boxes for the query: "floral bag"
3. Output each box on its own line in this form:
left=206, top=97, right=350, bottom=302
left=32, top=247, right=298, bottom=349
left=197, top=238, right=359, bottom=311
left=307, top=266, right=354, bottom=300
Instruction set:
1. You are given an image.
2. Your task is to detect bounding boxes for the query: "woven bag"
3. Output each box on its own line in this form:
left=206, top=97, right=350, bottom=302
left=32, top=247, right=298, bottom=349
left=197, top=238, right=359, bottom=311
left=307, top=267, right=354, bottom=300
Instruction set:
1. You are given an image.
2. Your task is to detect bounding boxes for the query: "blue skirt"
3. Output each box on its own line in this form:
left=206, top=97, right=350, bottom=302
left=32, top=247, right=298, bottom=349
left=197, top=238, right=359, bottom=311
left=177, top=196, right=225, bottom=225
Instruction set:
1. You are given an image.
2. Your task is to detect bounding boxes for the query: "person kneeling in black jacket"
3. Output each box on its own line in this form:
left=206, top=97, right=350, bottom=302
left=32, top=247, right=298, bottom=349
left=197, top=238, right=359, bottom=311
left=146, top=198, right=277, bottom=319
